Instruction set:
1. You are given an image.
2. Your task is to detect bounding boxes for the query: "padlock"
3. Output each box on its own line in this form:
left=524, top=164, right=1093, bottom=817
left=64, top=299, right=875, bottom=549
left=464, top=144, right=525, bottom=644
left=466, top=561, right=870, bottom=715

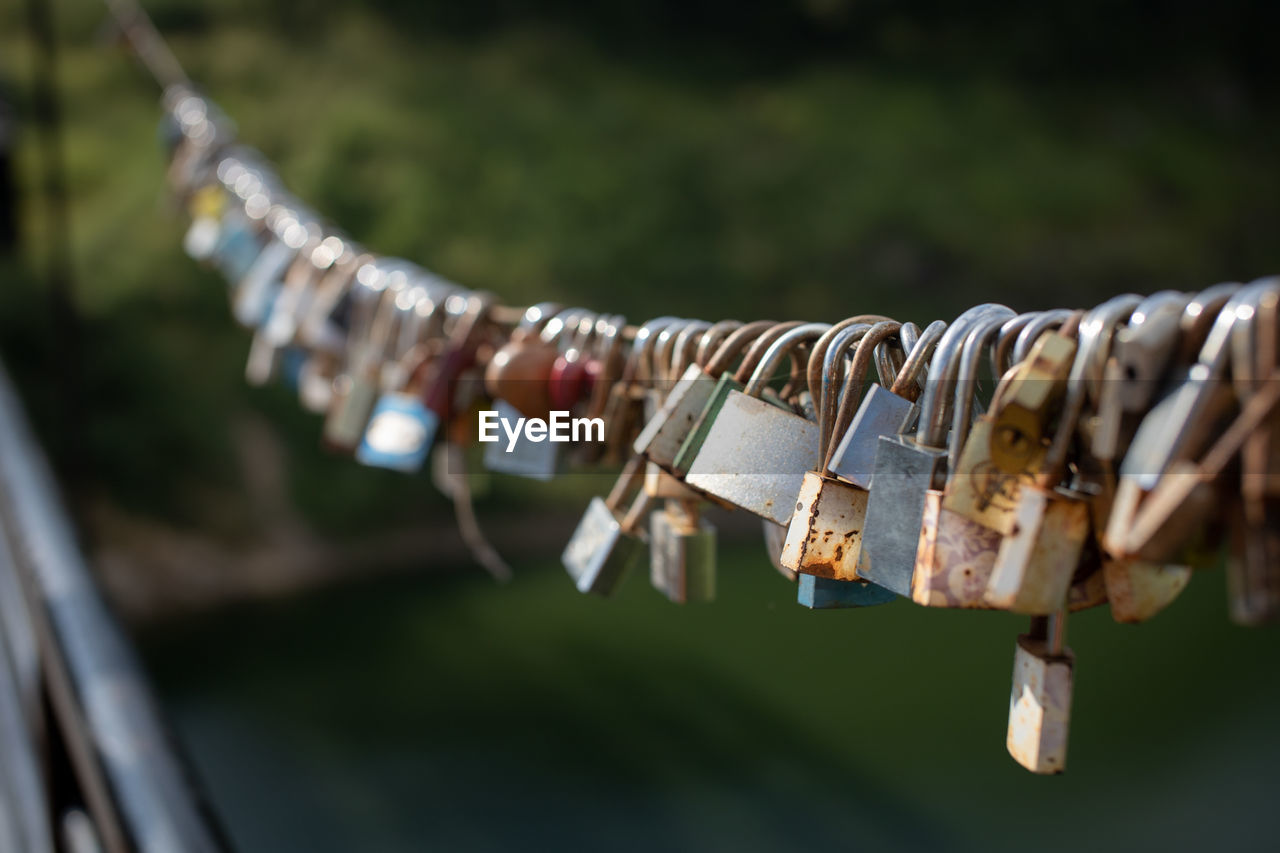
left=599, top=317, right=683, bottom=463
left=412, top=291, right=499, bottom=441
left=1229, top=285, right=1280, bottom=624
left=232, top=203, right=307, bottom=329
left=484, top=302, right=563, bottom=418
left=548, top=312, right=606, bottom=412
left=297, top=247, right=375, bottom=355
left=298, top=352, right=340, bottom=414
left=685, top=323, right=830, bottom=525
left=321, top=270, right=404, bottom=452
left=1103, top=561, right=1191, bottom=623
left=912, top=310, right=1017, bottom=608
left=569, top=313, right=630, bottom=466
left=484, top=308, right=588, bottom=479
left=1118, top=375, right=1280, bottom=577
left=1006, top=613, right=1074, bottom=774
left=650, top=500, right=716, bottom=604
left=796, top=574, right=897, bottom=609
left=182, top=183, right=226, bottom=261
left=1049, top=296, right=1196, bottom=622
left=858, top=304, right=1014, bottom=596
left=210, top=204, right=265, bottom=284
left=826, top=320, right=947, bottom=488
left=668, top=321, right=804, bottom=477
left=781, top=320, right=904, bottom=580
left=1106, top=279, right=1276, bottom=561
left=1088, top=291, right=1187, bottom=463
left=562, top=456, right=654, bottom=595
left=201, top=153, right=271, bottom=280
left=246, top=224, right=329, bottom=387
left=941, top=315, right=1080, bottom=537
left=986, top=302, right=1120, bottom=614
left=355, top=345, right=439, bottom=472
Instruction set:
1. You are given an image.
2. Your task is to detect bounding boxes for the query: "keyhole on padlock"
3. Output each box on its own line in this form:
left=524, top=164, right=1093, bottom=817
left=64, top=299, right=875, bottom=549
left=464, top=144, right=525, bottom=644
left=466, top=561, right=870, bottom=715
left=995, top=425, right=1032, bottom=462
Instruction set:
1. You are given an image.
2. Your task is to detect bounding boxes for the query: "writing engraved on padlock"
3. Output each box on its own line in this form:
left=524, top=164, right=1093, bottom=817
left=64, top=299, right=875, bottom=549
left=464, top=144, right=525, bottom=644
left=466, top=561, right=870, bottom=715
left=912, top=491, right=1002, bottom=608
left=1007, top=636, right=1074, bottom=774
left=354, top=394, right=439, bottom=472
left=942, top=415, right=1024, bottom=535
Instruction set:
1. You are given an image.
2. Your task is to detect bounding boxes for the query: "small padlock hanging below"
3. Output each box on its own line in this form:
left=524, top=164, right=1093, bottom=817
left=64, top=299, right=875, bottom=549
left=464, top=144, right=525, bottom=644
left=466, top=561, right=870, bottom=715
left=1006, top=612, right=1073, bottom=774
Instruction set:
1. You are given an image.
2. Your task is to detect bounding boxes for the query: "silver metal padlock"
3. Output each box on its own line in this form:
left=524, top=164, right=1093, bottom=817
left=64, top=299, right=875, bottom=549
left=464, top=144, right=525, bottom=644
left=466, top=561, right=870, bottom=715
left=633, top=321, right=770, bottom=469
left=685, top=323, right=829, bottom=525
left=650, top=500, right=716, bottom=604
left=782, top=320, right=906, bottom=581
left=857, top=304, right=1015, bottom=596
left=562, top=457, right=654, bottom=595
left=827, top=320, right=946, bottom=489
left=1007, top=613, right=1074, bottom=774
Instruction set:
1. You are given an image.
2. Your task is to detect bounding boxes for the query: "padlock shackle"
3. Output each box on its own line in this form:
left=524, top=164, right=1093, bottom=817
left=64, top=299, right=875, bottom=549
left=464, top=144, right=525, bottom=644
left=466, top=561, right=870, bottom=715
left=947, top=310, right=1014, bottom=475
left=1178, top=281, right=1242, bottom=363
left=889, top=319, right=947, bottom=401
left=1010, top=309, right=1073, bottom=367
left=704, top=320, right=777, bottom=377
left=822, top=321, right=902, bottom=472
left=872, top=335, right=906, bottom=391
left=519, top=302, right=565, bottom=335
left=916, top=304, right=1012, bottom=448
left=1039, top=295, right=1140, bottom=482
left=808, top=315, right=895, bottom=408
left=744, top=323, right=833, bottom=398
left=1195, top=279, right=1279, bottom=377
left=1229, top=282, right=1280, bottom=400
left=693, top=320, right=744, bottom=370
left=995, top=312, right=1041, bottom=377
left=539, top=308, right=594, bottom=349
left=669, top=320, right=713, bottom=380
left=616, top=316, right=683, bottom=388
left=815, top=323, right=873, bottom=457
left=734, top=321, right=805, bottom=384
left=659, top=320, right=711, bottom=387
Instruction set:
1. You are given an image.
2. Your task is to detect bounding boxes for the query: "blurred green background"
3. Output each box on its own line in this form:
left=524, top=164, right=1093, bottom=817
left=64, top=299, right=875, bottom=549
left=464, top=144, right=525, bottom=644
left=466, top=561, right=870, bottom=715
left=2, top=1, right=1280, bottom=851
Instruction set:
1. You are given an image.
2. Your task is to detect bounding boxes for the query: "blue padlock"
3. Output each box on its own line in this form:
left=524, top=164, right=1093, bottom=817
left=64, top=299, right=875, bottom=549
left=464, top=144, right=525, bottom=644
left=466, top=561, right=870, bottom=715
left=354, top=392, right=440, bottom=473
left=797, top=574, right=898, bottom=609
left=211, top=217, right=263, bottom=283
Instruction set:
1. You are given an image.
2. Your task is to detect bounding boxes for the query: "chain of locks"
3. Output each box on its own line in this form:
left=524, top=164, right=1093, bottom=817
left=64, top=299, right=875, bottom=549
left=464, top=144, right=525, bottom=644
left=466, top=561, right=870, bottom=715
left=159, top=84, right=1280, bottom=775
